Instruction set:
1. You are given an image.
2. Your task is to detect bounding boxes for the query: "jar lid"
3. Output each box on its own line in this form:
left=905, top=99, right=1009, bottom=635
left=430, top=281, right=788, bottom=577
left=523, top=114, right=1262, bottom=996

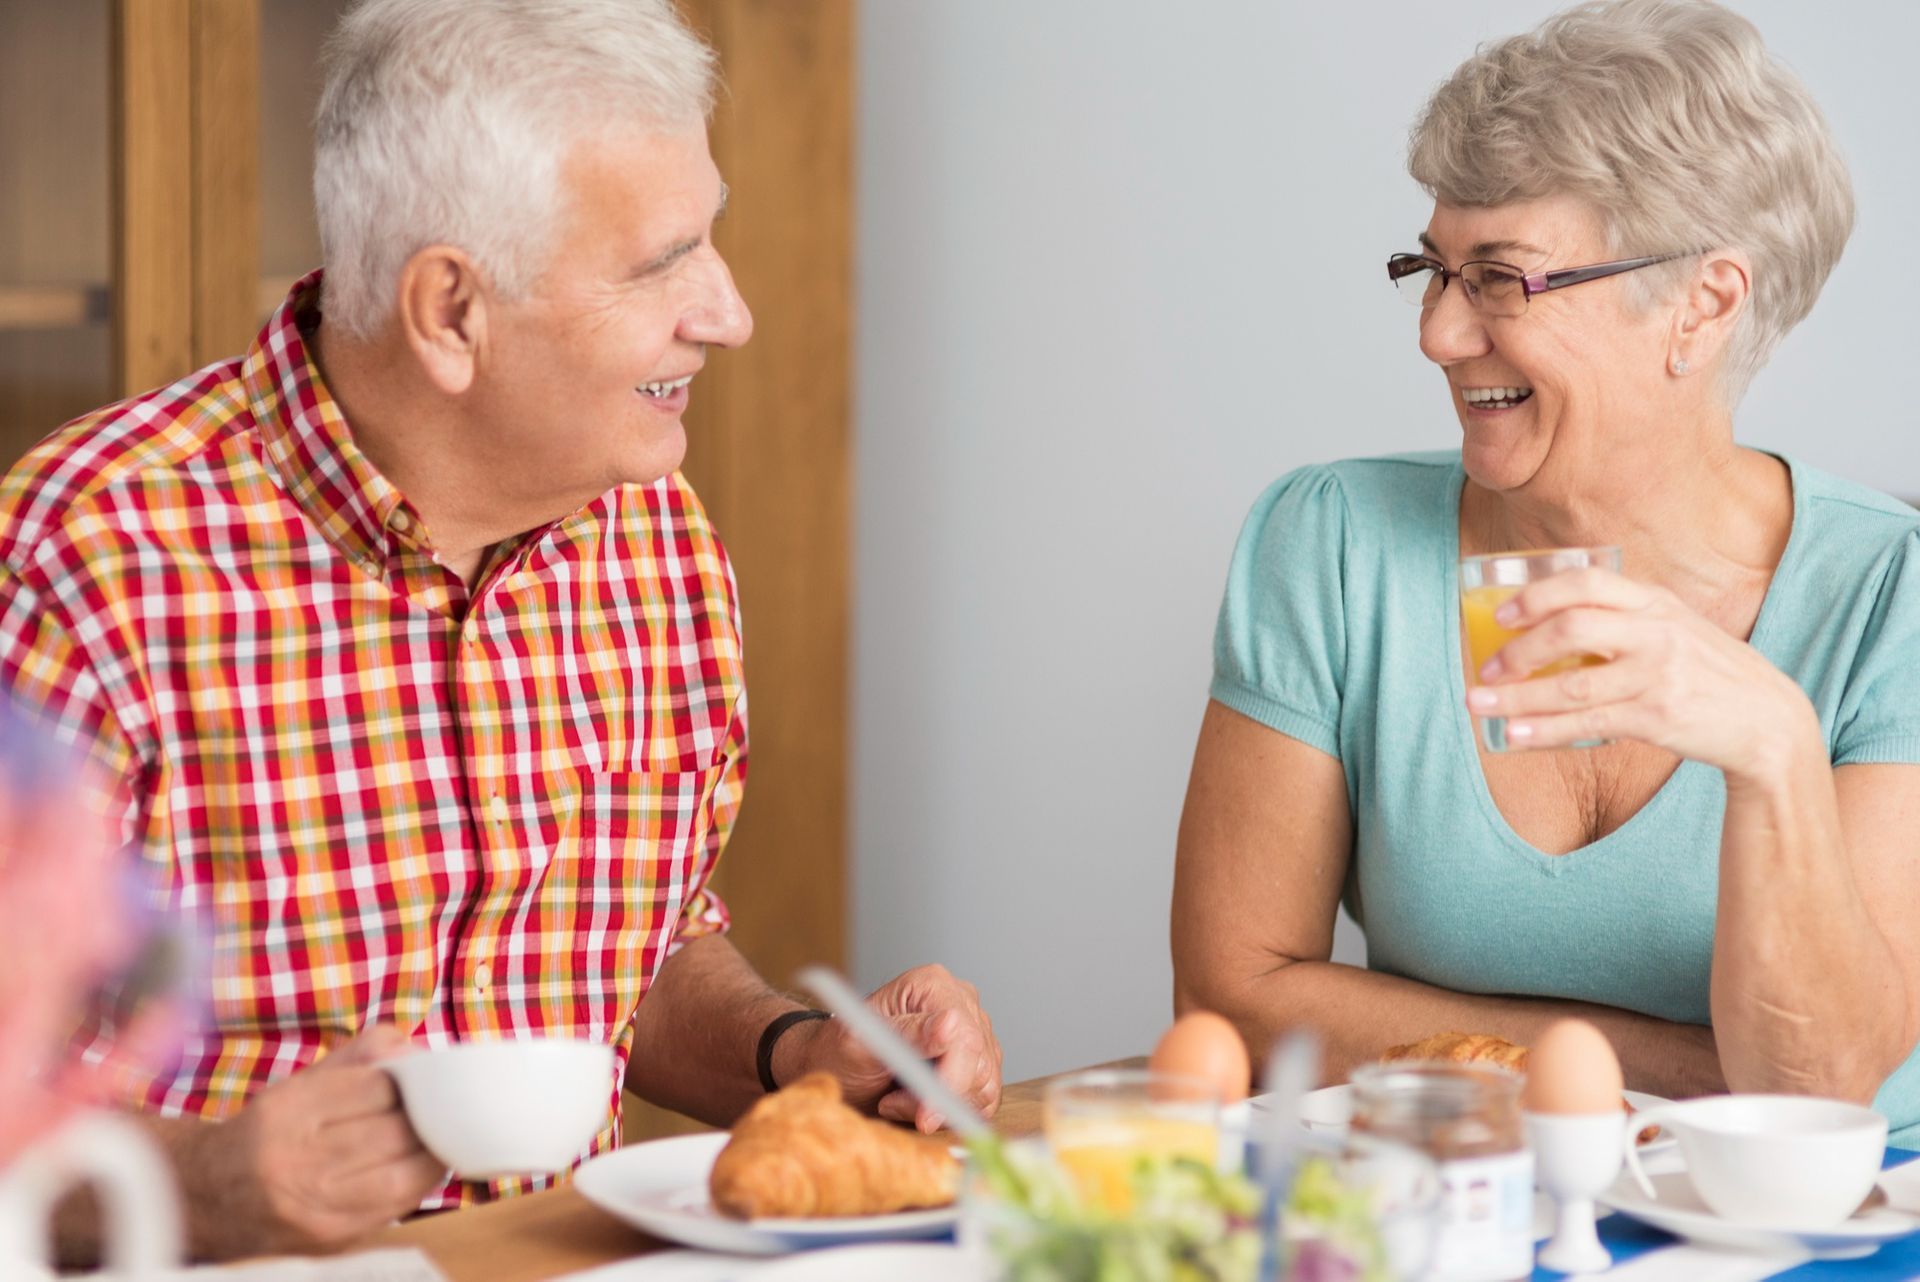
left=1349, top=1061, right=1523, bottom=1116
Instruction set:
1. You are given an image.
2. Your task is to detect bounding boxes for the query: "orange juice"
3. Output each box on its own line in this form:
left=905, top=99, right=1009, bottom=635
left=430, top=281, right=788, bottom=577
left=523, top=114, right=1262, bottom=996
left=1461, top=584, right=1599, bottom=680
left=1047, top=1114, right=1219, bottom=1215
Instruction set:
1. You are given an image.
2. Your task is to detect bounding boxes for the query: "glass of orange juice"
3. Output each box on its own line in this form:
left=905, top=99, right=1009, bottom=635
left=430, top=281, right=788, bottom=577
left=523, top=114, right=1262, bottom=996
left=1459, top=546, right=1622, bottom=752
left=1042, top=1069, right=1221, bottom=1216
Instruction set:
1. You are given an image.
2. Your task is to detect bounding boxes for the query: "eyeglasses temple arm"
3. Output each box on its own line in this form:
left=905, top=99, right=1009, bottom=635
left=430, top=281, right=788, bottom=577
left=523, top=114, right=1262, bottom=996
left=1537, top=251, right=1694, bottom=295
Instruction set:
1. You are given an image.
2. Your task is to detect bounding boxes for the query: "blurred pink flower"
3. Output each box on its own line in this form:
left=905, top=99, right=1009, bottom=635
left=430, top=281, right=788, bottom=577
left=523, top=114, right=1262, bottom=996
left=0, top=710, right=172, bottom=1165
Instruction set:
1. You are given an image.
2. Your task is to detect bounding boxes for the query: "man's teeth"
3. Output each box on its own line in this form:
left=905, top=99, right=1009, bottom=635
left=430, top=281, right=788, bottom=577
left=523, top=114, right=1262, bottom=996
left=638, top=375, right=694, bottom=398
left=1462, top=385, right=1534, bottom=407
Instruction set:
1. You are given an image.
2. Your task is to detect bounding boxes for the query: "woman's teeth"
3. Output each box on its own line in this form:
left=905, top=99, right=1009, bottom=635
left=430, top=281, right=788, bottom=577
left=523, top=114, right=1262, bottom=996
left=639, top=375, right=693, bottom=398
left=1462, top=386, right=1534, bottom=408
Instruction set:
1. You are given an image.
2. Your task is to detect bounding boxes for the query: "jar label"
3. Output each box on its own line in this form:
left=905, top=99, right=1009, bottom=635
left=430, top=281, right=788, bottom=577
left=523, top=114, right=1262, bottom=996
left=1430, top=1151, right=1534, bottom=1281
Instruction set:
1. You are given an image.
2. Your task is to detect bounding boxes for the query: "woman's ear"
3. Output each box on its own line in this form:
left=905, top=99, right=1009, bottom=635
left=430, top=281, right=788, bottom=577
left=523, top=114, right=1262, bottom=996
left=1668, top=248, right=1750, bottom=378
left=393, top=247, right=487, bottom=396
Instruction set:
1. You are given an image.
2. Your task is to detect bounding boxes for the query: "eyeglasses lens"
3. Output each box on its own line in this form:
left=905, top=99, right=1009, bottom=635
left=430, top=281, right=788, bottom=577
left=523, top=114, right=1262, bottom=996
left=1391, top=259, right=1529, bottom=317
left=1394, top=262, right=1443, bottom=307
left=1463, top=263, right=1527, bottom=317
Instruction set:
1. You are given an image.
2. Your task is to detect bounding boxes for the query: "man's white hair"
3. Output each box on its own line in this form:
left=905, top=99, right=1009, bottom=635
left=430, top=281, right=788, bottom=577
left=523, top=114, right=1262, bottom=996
left=1409, top=0, right=1853, bottom=405
left=314, top=0, right=716, bottom=339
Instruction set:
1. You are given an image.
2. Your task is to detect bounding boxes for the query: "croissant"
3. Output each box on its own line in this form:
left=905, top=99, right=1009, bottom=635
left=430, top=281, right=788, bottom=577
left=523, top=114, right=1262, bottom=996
left=709, top=1072, right=960, bottom=1219
left=1380, top=1031, right=1530, bottom=1073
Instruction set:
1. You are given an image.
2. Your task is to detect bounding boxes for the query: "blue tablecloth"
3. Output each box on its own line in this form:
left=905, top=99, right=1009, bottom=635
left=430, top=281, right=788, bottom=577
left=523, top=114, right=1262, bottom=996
left=1534, top=1148, right=1920, bottom=1281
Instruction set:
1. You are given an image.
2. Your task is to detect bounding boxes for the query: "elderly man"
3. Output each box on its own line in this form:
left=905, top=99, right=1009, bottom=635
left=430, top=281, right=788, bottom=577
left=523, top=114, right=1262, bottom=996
left=0, top=0, right=1000, bottom=1261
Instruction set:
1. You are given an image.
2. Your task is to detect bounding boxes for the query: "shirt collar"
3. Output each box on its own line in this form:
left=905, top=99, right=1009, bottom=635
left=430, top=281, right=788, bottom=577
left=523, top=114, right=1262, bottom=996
left=244, top=270, right=424, bottom=572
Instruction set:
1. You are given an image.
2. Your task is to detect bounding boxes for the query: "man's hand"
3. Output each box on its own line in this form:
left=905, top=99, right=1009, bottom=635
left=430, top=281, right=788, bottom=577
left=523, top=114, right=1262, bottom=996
left=171, top=1025, right=446, bottom=1259
left=779, top=964, right=1003, bottom=1133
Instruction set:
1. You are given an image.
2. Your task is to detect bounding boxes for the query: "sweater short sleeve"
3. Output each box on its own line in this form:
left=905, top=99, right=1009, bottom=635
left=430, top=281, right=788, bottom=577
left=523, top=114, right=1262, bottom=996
left=1209, top=465, right=1349, bottom=757
left=1834, top=529, right=1920, bottom=766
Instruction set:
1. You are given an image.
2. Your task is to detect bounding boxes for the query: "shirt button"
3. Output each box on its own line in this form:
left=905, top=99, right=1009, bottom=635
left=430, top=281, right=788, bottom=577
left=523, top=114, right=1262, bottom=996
left=488, top=793, right=509, bottom=827
left=473, top=961, right=493, bottom=994
left=391, top=508, right=413, bottom=533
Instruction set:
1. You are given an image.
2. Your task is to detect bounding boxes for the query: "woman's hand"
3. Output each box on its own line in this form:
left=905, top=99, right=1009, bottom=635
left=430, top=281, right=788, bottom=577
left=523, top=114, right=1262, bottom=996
left=1466, top=567, right=1819, bottom=781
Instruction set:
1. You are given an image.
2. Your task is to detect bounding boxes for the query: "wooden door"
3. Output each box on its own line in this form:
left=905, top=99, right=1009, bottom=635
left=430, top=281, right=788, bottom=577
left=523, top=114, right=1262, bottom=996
left=627, top=0, right=854, bottom=1136
left=115, top=0, right=265, bottom=386
left=677, top=0, right=853, bottom=1017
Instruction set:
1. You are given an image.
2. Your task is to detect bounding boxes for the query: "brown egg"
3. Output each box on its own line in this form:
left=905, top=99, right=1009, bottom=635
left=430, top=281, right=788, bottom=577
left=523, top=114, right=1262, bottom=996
left=1149, top=1011, right=1251, bottom=1104
left=1522, top=1018, right=1624, bottom=1114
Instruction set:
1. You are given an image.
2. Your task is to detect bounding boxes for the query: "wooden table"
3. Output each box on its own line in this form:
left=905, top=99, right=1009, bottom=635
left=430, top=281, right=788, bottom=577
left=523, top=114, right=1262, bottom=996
left=363, top=1060, right=1145, bottom=1282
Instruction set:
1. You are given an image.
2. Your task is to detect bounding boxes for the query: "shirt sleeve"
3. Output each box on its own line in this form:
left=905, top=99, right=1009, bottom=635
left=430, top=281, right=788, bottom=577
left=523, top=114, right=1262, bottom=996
left=1209, top=465, right=1350, bottom=758
left=665, top=685, right=745, bottom=953
left=1833, top=529, right=1920, bottom=766
left=0, top=565, right=142, bottom=841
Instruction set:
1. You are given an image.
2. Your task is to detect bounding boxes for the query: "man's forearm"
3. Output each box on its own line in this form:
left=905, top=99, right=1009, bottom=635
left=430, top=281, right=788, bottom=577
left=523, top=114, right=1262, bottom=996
left=1182, top=958, right=1725, bottom=1098
left=623, top=934, right=819, bottom=1126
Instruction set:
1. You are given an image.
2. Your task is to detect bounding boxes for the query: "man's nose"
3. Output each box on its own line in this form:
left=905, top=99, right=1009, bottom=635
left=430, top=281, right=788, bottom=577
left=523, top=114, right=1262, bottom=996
left=1417, top=279, right=1491, bottom=366
left=682, top=251, right=754, bottom=350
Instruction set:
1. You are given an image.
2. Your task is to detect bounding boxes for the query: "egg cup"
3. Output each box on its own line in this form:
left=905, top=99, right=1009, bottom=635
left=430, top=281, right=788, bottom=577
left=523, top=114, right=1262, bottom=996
left=1525, top=1112, right=1626, bottom=1274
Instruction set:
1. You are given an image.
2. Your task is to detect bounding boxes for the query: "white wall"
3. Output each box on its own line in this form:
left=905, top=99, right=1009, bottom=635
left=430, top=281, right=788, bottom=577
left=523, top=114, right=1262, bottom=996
left=851, top=1, right=1920, bottom=1084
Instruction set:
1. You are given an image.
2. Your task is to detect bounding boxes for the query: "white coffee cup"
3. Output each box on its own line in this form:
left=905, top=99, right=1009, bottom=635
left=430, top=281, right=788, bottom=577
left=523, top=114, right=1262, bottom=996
left=383, top=1038, right=616, bottom=1180
left=0, top=1111, right=184, bottom=1276
left=1622, top=1095, right=1886, bottom=1228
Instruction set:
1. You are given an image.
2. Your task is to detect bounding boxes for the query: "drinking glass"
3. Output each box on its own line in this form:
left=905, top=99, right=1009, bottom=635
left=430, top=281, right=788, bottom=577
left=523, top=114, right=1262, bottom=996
left=1459, top=546, right=1622, bottom=752
left=1043, top=1069, right=1222, bottom=1215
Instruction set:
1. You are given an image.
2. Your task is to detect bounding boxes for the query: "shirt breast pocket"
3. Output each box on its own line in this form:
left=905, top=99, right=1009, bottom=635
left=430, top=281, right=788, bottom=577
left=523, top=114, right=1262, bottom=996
left=560, top=764, right=726, bottom=1037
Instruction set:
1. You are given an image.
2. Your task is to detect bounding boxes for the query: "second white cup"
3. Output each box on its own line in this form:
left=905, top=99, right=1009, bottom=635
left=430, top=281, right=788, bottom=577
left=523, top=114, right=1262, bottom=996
left=1623, top=1095, right=1885, bottom=1228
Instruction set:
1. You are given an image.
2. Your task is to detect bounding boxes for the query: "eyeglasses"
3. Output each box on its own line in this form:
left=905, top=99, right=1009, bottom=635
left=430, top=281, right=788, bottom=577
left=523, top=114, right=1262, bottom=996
left=1385, top=249, right=1697, bottom=318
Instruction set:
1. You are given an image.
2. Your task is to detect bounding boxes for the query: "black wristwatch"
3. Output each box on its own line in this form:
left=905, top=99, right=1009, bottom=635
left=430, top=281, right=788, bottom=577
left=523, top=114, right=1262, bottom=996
left=756, top=1008, right=832, bottom=1093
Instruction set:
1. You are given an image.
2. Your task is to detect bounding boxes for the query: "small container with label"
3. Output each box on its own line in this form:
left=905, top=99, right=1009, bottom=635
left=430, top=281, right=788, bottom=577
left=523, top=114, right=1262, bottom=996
left=1349, top=1062, right=1533, bottom=1282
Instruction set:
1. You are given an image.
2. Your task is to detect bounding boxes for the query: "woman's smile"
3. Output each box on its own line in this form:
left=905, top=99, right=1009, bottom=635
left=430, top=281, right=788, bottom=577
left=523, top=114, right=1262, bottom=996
left=1460, top=384, right=1536, bottom=413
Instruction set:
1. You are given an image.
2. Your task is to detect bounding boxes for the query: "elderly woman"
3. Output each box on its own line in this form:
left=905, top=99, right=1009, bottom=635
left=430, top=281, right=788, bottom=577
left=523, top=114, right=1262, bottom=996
left=1172, top=0, right=1920, bottom=1141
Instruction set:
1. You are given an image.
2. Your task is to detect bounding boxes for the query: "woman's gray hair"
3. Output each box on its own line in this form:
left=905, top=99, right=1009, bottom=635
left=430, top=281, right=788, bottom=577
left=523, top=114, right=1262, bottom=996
left=1408, top=0, right=1853, bottom=404
left=314, top=0, right=717, bottom=339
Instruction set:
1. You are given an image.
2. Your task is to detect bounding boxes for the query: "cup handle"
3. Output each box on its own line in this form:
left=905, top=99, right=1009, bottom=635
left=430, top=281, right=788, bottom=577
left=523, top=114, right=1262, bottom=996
left=0, top=1112, right=183, bottom=1272
left=1622, top=1104, right=1676, bottom=1200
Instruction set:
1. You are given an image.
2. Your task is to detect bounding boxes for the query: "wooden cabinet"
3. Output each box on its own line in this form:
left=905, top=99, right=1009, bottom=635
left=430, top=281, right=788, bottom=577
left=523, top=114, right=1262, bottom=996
left=1, top=0, right=852, bottom=1134
left=0, top=0, right=350, bottom=462
left=0, top=0, right=114, bottom=461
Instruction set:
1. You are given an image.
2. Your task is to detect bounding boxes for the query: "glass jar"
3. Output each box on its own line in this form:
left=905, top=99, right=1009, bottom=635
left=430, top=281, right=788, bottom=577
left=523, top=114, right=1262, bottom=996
left=1350, top=1062, right=1532, bottom=1282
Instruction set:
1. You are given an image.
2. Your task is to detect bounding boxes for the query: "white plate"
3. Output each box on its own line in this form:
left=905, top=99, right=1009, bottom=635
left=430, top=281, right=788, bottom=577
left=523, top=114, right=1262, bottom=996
left=750, top=1243, right=973, bottom=1280
left=572, top=1132, right=958, bottom=1257
left=1232, top=1085, right=1677, bottom=1156
left=1599, top=1161, right=1920, bottom=1260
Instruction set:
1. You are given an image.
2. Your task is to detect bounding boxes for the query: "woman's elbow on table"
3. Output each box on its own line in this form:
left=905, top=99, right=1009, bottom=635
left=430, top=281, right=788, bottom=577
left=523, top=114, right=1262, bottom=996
left=1717, top=991, right=1918, bottom=1107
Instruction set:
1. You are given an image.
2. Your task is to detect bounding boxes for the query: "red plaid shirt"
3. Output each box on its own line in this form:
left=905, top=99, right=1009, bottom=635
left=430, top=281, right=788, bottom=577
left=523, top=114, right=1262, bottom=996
left=0, top=273, right=746, bottom=1207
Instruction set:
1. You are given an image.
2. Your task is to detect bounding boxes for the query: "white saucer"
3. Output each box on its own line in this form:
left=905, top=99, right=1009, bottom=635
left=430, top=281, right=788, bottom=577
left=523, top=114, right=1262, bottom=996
left=573, top=1133, right=958, bottom=1257
left=1598, top=1161, right=1920, bottom=1260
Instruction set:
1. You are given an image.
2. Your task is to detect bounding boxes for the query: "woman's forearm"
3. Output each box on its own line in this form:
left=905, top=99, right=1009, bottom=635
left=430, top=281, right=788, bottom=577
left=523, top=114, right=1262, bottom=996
left=1714, top=695, right=1913, bottom=1100
left=1179, top=958, right=1724, bottom=1098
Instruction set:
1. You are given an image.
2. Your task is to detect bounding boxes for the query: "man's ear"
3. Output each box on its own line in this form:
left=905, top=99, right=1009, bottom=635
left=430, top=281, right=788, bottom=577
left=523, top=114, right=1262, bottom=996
left=1667, top=247, right=1750, bottom=379
left=394, top=247, right=486, bottom=396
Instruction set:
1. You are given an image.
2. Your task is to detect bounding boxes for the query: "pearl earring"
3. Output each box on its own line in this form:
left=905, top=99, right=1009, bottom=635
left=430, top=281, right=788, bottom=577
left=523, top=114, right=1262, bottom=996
left=1672, top=358, right=1688, bottom=375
